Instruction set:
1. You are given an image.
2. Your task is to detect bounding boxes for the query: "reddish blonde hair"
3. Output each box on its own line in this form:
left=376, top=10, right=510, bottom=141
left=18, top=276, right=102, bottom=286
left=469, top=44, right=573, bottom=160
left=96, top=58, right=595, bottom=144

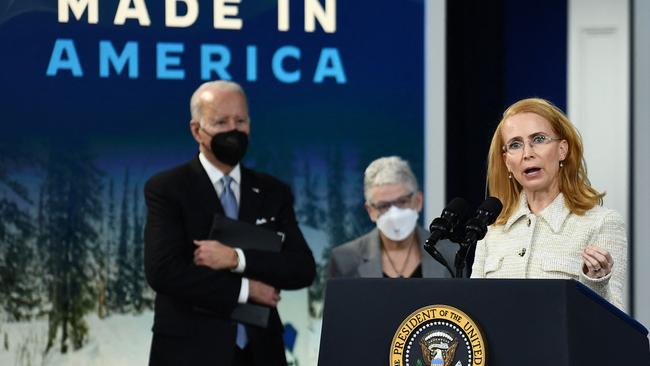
left=486, top=98, right=604, bottom=225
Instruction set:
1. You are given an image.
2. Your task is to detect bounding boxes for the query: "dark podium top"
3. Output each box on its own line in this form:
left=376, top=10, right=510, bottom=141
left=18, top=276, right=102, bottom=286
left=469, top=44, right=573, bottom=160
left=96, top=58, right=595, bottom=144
left=318, top=278, right=649, bottom=365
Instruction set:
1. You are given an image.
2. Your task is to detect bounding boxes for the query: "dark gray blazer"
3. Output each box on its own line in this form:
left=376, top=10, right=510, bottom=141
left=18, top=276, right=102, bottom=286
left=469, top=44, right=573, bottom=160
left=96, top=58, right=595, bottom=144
left=327, top=226, right=457, bottom=279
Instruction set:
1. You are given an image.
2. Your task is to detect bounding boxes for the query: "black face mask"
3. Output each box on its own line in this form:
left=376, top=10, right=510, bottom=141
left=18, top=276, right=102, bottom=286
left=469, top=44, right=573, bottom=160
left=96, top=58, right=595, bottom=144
left=208, top=129, right=249, bottom=166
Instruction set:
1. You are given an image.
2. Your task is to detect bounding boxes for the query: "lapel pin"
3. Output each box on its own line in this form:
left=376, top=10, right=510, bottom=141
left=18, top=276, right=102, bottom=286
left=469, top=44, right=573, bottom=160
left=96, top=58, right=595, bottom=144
left=252, top=187, right=260, bottom=193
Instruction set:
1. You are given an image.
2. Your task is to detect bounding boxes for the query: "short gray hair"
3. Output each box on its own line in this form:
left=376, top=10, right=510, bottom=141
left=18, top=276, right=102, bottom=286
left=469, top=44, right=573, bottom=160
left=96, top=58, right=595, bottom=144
left=189, top=80, right=247, bottom=122
left=363, top=156, right=419, bottom=203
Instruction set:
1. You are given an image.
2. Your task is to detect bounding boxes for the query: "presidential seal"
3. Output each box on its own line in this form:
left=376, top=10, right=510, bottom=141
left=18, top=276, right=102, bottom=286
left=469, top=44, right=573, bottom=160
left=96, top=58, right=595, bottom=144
left=390, top=305, right=486, bottom=366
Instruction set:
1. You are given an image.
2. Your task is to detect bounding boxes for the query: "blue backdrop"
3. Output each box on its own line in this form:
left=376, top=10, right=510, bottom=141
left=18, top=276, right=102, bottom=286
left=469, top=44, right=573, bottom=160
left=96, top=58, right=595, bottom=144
left=0, top=1, right=425, bottom=365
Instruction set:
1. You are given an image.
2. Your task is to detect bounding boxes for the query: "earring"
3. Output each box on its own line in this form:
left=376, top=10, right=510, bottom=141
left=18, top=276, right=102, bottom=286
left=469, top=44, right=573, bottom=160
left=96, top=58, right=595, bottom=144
left=560, top=161, right=564, bottom=168
left=508, top=172, right=512, bottom=179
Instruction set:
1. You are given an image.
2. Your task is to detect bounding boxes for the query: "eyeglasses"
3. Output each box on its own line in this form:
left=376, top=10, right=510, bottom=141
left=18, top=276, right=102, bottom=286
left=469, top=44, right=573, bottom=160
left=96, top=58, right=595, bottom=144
left=369, top=192, right=415, bottom=213
left=502, top=134, right=561, bottom=155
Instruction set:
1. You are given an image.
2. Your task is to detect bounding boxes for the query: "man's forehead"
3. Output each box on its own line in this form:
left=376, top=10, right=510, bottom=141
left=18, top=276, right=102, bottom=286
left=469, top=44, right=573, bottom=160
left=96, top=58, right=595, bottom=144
left=199, top=90, right=215, bottom=103
left=199, top=88, right=246, bottom=106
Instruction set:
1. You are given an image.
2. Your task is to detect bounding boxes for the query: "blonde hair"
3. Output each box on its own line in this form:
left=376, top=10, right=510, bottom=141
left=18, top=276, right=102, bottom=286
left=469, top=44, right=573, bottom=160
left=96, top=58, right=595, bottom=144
left=486, top=98, right=604, bottom=225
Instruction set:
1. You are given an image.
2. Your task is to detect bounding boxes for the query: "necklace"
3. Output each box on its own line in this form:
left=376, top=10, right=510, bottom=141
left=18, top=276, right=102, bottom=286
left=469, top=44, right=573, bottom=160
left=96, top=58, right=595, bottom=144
left=382, top=237, right=415, bottom=278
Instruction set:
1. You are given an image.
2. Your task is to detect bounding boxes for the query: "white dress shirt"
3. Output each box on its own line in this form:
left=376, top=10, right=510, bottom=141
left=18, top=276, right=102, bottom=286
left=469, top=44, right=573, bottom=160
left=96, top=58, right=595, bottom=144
left=198, top=153, right=249, bottom=304
left=471, top=192, right=627, bottom=311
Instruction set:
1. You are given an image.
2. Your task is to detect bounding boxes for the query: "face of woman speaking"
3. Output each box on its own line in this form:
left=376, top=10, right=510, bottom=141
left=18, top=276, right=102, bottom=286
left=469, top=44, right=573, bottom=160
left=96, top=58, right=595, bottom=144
left=501, top=112, right=568, bottom=196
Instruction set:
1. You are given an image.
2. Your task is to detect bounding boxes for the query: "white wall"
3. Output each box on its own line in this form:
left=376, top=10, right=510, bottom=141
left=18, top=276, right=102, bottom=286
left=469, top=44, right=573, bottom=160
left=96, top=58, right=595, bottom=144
left=568, top=0, right=630, bottom=311
left=633, top=0, right=650, bottom=330
left=424, top=0, right=446, bottom=226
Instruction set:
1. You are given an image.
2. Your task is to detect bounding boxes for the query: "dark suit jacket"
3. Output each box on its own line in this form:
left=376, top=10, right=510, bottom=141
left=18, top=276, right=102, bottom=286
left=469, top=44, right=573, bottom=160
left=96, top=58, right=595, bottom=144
left=327, top=227, right=456, bottom=279
left=144, top=157, right=316, bottom=366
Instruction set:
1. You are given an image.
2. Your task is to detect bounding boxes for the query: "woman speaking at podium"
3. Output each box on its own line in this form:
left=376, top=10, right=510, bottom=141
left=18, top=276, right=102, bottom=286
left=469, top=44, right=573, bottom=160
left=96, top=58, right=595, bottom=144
left=471, top=98, right=627, bottom=311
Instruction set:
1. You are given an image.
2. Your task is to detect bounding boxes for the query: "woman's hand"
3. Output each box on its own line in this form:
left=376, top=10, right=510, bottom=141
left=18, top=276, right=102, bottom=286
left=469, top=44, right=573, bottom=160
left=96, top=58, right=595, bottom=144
left=581, top=245, right=613, bottom=279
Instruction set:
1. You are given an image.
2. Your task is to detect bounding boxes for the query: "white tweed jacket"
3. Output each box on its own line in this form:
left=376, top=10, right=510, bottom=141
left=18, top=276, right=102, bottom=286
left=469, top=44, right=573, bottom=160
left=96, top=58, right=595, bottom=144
left=471, top=192, right=627, bottom=311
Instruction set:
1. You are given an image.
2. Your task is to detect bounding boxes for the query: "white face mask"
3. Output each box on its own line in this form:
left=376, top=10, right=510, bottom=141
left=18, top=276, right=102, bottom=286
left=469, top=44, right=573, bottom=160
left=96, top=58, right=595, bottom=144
left=376, top=206, right=419, bottom=242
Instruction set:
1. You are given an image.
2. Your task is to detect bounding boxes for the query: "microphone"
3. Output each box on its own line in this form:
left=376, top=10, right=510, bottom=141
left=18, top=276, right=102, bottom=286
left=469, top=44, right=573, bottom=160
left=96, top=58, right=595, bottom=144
left=453, top=197, right=503, bottom=278
left=461, top=197, right=503, bottom=246
left=424, top=198, right=469, bottom=277
left=425, top=197, right=470, bottom=246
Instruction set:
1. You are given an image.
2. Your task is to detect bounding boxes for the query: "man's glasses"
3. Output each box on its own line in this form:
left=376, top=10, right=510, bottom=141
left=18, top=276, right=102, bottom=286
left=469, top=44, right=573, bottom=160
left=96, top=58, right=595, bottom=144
left=502, top=134, right=561, bottom=155
left=368, top=192, right=415, bottom=214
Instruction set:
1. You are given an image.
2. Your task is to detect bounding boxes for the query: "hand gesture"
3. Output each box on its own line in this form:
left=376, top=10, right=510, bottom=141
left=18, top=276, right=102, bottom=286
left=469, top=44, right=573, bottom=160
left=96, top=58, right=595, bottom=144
left=581, top=245, right=613, bottom=279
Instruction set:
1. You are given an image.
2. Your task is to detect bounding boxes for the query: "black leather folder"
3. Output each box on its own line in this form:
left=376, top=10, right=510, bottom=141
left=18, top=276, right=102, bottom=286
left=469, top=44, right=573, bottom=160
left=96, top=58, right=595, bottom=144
left=208, top=214, right=283, bottom=328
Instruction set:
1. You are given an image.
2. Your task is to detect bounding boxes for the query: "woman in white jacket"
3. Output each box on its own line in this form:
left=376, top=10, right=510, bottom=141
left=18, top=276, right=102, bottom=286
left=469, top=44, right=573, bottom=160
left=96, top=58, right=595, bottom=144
left=471, top=98, right=627, bottom=311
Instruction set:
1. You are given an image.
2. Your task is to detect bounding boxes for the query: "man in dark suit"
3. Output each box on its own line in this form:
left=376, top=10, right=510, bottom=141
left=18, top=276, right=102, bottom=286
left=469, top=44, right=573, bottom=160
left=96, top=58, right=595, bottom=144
left=144, top=80, right=316, bottom=366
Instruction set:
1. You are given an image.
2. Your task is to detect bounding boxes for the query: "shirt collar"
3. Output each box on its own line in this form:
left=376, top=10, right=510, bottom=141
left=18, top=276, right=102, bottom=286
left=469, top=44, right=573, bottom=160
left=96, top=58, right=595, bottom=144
left=504, top=192, right=570, bottom=233
left=198, top=152, right=241, bottom=186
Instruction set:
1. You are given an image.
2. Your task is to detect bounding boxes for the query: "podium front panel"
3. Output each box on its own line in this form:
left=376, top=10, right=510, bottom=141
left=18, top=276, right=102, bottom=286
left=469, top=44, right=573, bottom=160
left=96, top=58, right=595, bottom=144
left=318, top=278, right=649, bottom=365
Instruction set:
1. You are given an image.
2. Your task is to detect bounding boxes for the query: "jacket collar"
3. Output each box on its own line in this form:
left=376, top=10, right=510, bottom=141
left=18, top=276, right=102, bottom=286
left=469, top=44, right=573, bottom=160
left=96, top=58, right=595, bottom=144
left=504, top=192, right=570, bottom=233
left=189, top=157, right=261, bottom=225
left=357, top=228, right=383, bottom=277
left=198, top=152, right=241, bottom=188
left=189, top=156, right=224, bottom=217
left=238, top=166, right=263, bottom=225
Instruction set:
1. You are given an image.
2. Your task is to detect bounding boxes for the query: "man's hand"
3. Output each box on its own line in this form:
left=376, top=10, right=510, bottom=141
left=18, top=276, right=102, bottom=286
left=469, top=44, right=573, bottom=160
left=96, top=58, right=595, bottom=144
left=249, top=279, right=281, bottom=307
left=193, top=240, right=238, bottom=270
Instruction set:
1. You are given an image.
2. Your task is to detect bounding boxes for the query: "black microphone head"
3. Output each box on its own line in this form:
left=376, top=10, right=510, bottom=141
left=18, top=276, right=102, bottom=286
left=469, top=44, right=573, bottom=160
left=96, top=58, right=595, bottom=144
left=478, top=196, right=503, bottom=212
left=478, top=196, right=503, bottom=226
left=445, top=197, right=470, bottom=217
left=461, top=197, right=503, bottom=246
left=429, top=197, right=469, bottom=232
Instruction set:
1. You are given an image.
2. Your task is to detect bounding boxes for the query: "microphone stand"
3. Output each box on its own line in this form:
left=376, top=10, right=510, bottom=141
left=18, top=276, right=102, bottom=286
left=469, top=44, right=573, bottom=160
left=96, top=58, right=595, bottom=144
left=454, top=243, right=471, bottom=278
left=451, top=197, right=502, bottom=278
left=454, top=230, right=484, bottom=278
left=455, top=216, right=488, bottom=278
left=424, top=237, right=455, bottom=278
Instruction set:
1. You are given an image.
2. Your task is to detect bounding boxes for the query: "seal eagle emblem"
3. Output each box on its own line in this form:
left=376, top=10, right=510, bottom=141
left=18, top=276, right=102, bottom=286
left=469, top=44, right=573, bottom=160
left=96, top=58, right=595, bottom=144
left=389, top=305, right=487, bottom=366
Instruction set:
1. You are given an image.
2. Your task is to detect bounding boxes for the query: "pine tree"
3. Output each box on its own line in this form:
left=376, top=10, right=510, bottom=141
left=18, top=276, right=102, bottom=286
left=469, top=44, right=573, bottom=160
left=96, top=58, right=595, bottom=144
left=97, top=178, right=116, bottom=318
left=306, top=149, right=347, bottom=318
left=0, top=221, right=38, bottom=320
left=297, top=160, right=325, bottom=228
left=102, top=178, right=116, bottom=315
left=35, top=179, right=50, bottom=315
left=130, top=183, right=146, bottom=312
left=112, top=169, right=131, bottom=312
left=342, top=156, right=372, bottom=240
left=326, top=149, right=346, bottom=247
left=42, top=148, right=102, bottom=353
left=0, top=148, right=38, bottom=321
